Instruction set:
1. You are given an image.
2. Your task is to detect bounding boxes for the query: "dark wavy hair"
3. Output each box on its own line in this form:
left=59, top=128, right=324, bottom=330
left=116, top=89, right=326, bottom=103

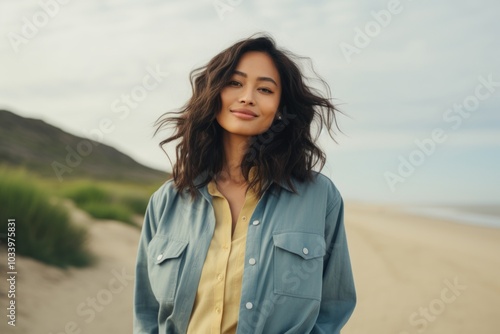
left=155, top=33, right=340, bottom=198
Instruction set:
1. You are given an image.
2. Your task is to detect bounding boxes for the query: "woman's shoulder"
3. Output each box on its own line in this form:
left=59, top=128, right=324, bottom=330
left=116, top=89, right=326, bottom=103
left=151, top=176, right=175, bottom=194
left=311, top=171, right=339, bottom=188
left=148, top=177, right=208, bottom=208
left=148, top=178, right=180, bottom=208
left=296, top=171, right=342, bottom=209
left=275, top=171, right=341, bottom=209
left=295, top=171, right=341, bottom=197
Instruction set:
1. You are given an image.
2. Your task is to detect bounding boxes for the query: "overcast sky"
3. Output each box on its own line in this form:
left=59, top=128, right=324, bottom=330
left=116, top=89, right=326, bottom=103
left=1, top=0, right=499, bottom=205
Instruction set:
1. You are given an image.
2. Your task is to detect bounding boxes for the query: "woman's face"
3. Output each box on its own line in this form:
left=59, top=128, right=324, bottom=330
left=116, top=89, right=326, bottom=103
left=216, top=51, right=282, bottom=138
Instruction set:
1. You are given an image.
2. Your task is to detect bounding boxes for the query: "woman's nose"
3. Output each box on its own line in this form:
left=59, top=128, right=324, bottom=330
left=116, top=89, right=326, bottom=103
left=239, top=87, right=255, bottom=105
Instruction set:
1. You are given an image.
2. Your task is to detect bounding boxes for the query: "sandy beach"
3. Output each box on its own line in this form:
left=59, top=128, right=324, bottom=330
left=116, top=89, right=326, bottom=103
left=1, top=201, right=500, bottom=334
left=343, top=202, right=500, bottom=334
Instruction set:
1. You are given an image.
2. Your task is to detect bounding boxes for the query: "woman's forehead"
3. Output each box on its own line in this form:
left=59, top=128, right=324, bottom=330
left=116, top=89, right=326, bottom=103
left=233, top=51, right=281, bottom=85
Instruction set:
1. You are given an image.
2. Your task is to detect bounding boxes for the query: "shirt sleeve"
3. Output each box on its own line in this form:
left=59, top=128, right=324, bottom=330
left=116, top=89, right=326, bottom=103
left=133, top=196, right=160, bottom=334
left=312, top=195, right=356, bottom=334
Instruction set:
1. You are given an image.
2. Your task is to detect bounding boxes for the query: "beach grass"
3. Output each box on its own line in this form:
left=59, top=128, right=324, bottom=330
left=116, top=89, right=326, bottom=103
left=0, top=167, right=94, bottom=268
left=80, top=202, right=135, bottom=226
left=61, top=180, right=155, bottom=227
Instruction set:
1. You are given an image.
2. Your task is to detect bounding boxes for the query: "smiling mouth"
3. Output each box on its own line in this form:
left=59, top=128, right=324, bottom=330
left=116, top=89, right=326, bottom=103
left=230, top=109, right=258, bottom=119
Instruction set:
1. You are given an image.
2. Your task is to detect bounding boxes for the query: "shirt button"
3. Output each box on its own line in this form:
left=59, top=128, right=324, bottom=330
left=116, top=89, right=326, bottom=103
left=302, top=247, right=309, bottom=255
left=156, top=254, right=163, bottom=261
left=252, top=220, right=260, bottom=226
left=242, top=216, right=247, bottom=221
left=215, top=307, right=221, bottom=314
left=217, top=274, right=224, bottom=281
left=248, top=258, right=256, bottom=265
left=222, top=244, right=229, bottom=250
left=245, top=302, right=253, bottom=310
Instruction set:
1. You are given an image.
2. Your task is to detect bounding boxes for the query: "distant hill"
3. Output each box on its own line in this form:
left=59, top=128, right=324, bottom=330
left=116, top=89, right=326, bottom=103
left=0, top=109, right=168, bottom=183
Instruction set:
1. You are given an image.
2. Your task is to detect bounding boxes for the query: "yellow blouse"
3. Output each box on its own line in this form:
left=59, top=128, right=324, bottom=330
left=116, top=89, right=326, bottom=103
left=186, top=180, right=259, bottom=334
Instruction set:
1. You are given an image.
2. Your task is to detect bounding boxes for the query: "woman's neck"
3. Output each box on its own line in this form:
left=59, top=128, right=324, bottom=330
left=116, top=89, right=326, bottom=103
left=218, top=132, right=250, bottom=185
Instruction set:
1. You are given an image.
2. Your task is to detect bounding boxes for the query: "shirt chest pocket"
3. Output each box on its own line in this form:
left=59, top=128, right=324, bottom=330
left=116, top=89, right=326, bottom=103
left=147, top=236, right=188, bottom=303
left=272, top=232, right=326, bottom=300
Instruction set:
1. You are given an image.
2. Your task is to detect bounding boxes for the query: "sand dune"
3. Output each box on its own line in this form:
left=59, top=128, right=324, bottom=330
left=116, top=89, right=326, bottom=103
left=1, top=202, right=499, bottom=333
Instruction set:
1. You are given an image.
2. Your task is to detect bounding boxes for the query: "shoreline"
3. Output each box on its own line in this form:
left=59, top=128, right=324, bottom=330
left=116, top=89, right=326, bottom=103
left=402, top=205, right=500, bottom=229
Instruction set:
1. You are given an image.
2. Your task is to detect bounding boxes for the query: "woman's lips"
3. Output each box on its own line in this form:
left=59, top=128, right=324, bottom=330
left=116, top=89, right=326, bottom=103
left=230, top=109, right=258, bottom=119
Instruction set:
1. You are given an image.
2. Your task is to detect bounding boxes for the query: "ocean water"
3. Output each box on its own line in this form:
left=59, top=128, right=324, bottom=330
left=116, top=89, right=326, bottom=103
left=405, top=206, right=500, bottom=229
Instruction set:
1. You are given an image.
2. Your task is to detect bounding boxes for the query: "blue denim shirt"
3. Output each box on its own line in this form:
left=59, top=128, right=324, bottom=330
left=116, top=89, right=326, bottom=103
left=133, top=172, right=356, bottom=334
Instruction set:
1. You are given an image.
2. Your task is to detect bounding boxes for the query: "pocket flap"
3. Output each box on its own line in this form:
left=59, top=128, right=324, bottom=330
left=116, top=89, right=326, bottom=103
left=149, top=237, right=188, bottom=264
left=272, top=232, right=326, bottom=260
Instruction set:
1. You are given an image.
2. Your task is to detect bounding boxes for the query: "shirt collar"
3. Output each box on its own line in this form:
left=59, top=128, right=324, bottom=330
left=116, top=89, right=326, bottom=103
left=194, top=169, right=295, bottom=200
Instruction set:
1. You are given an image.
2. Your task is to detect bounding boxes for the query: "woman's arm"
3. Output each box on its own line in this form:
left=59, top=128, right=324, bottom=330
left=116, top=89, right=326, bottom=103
left=312, top=196, right=356, bottom=334
left=133, top=198, right=160, bottom=334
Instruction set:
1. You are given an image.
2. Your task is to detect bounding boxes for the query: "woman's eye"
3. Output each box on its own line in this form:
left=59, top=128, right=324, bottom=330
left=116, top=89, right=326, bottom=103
left=259, top=87, right=273, bottom=94
left=228, top=80, right=241, bottom=87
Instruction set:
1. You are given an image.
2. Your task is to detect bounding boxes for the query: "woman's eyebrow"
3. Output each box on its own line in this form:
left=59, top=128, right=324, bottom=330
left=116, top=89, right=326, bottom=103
left=233, top=70, right=278, bottom=87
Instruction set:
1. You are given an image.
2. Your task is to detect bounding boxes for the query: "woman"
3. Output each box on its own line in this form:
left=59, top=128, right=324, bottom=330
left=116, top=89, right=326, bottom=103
left=134, top=34, right=356, bottom=334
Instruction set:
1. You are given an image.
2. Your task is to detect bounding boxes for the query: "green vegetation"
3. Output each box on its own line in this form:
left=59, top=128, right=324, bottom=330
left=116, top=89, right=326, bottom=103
left=121, top=195, right=150, bottom=215
left=0, top=110, right=168, bottom=268
left=0, top=167, right=94, bottom=268
left=62, top=181, right=154, bottom=227
left=80, top=202, right=134, bottom=225
left=0, top=164, right=162, bottom=267
left=63, top=183, right=109, bottom=206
